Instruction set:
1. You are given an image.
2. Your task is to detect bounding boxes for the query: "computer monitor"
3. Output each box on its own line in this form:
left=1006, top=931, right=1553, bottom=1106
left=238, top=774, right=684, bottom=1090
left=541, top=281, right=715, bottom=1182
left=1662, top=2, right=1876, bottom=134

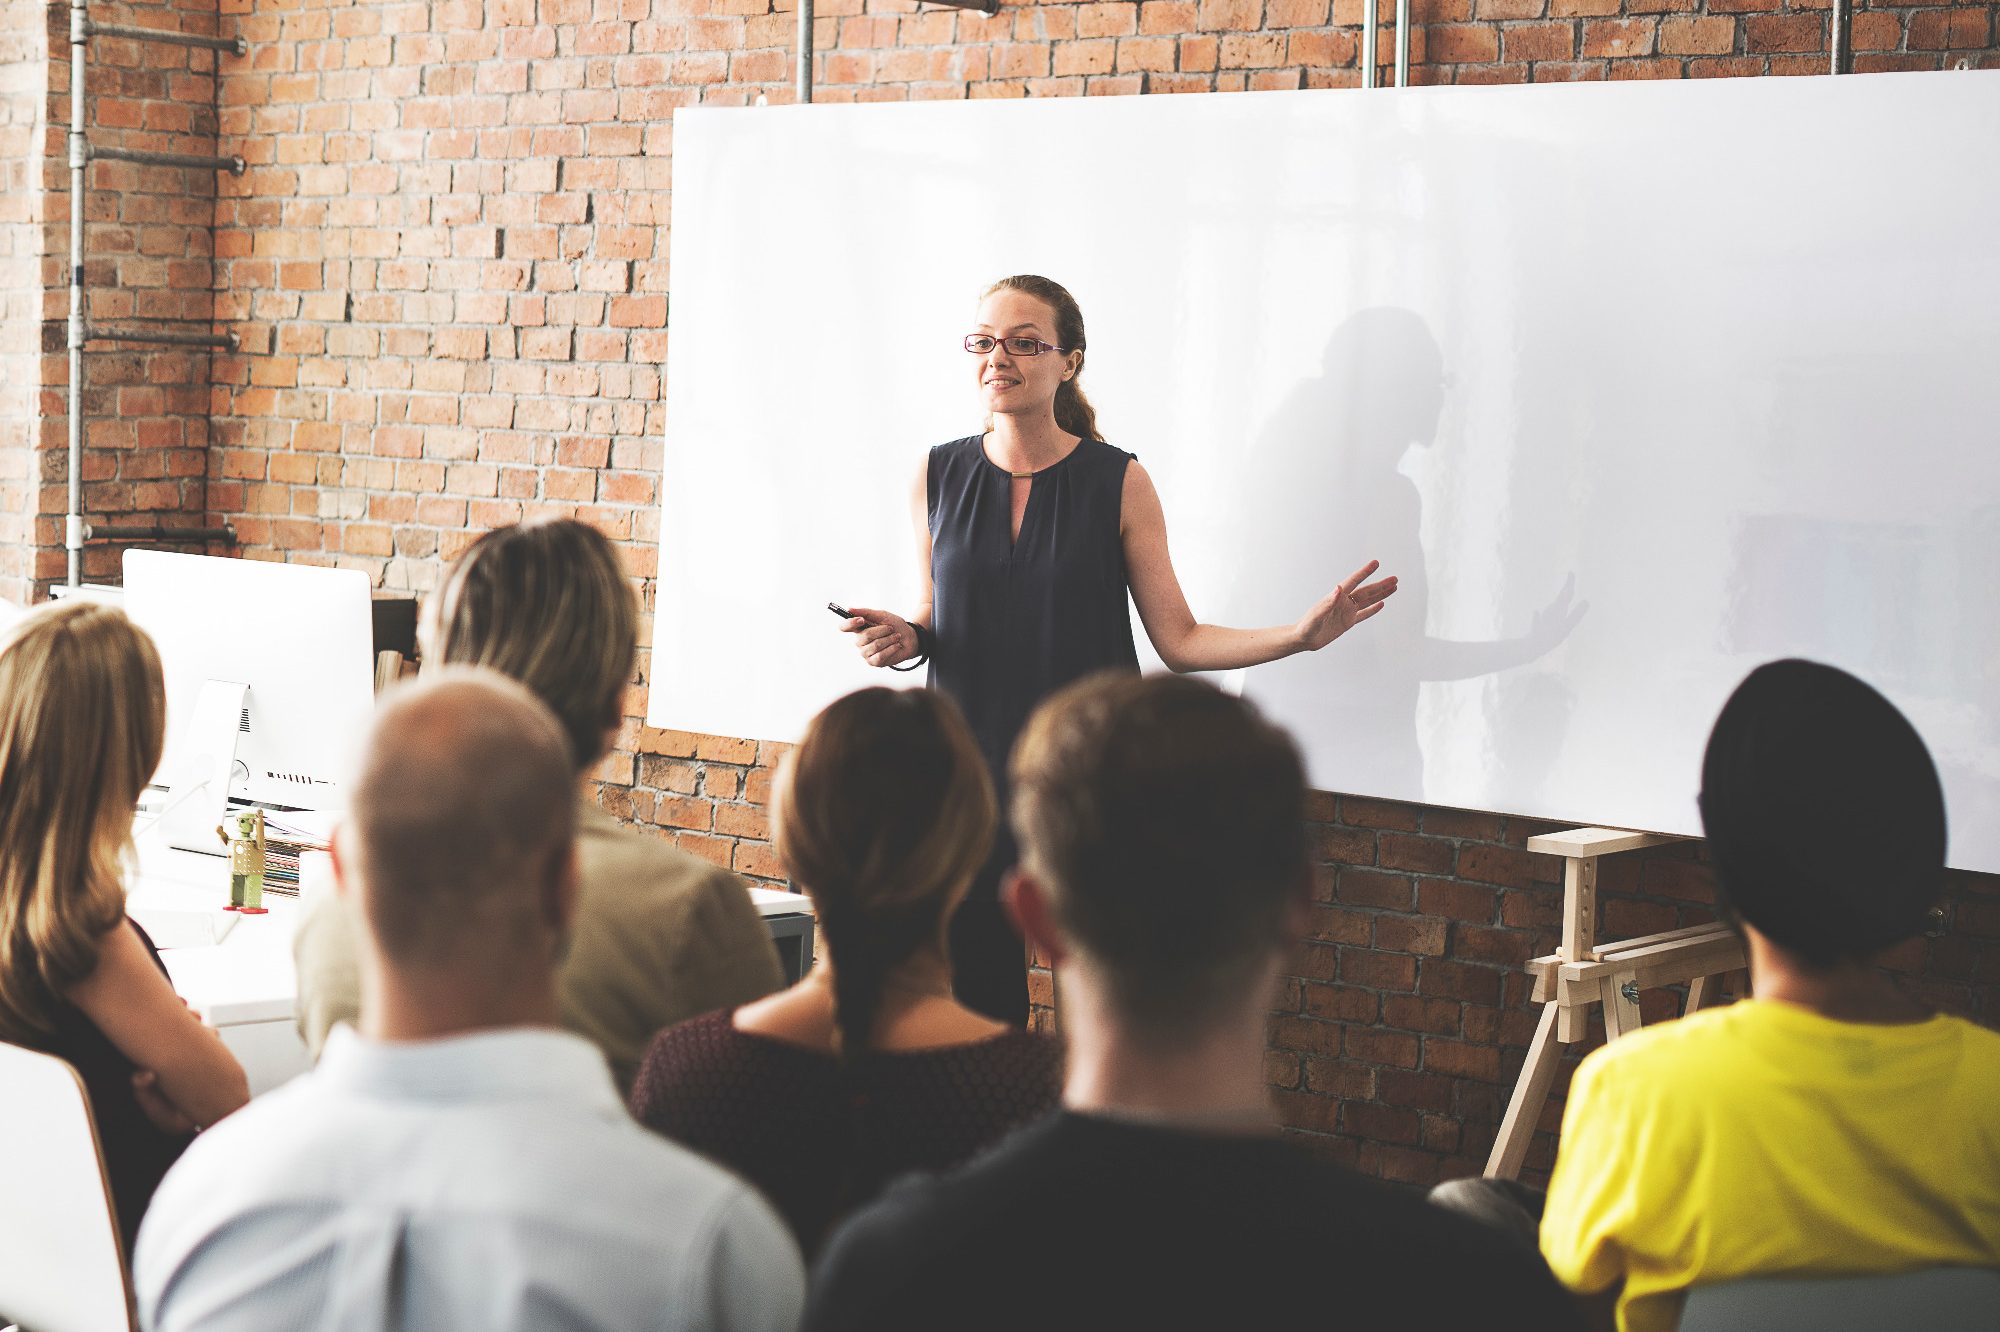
left=123, top=551, right=375, bottom=831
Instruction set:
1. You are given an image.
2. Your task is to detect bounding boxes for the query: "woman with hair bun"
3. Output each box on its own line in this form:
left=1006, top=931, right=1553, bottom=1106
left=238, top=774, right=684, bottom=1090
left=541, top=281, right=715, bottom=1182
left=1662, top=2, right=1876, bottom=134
left=838, top=274, right=1399, bottom=1023
left=630, top=686, right=1061, bottom=1258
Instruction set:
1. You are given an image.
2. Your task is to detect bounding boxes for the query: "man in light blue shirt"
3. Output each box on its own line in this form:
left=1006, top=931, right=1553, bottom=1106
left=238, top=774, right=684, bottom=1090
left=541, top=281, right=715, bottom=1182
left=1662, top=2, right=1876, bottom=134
left=135, top=670, right=804, bottom=1332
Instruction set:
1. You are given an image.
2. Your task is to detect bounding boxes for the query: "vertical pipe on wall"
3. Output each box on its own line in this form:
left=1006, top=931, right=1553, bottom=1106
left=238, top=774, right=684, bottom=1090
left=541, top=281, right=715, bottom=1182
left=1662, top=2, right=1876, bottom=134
left=1829, top=0, right=1849, bottom=74
left=1362, top=0, right=1378, bottom=88
left=797, top=0, right=814, bottom=103
left=1393, top=0, right=1411, bottom=87
left=66, top=0, right=87, bottom=588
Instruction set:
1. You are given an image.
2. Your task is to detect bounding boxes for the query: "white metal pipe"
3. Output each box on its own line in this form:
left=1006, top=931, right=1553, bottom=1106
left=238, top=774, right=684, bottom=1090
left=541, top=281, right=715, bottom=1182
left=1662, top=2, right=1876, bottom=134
left=1362, top=0, right=1378, bottom=89
left=797, top=0, right=813, bottom=104
left=1394, top=0, right=1410, bottom=87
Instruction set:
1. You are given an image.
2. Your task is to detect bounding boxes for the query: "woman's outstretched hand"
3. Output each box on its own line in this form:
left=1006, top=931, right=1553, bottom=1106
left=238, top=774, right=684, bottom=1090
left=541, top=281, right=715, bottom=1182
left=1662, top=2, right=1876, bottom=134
left=841, top=606, right=920, bottom=669
left=1293, top=560, right=1398, bottom=652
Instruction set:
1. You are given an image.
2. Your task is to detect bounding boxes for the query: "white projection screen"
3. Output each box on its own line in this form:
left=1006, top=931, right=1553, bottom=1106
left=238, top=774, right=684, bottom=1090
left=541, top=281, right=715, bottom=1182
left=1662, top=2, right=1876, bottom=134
left=651, top=71, right=2000, bottom=873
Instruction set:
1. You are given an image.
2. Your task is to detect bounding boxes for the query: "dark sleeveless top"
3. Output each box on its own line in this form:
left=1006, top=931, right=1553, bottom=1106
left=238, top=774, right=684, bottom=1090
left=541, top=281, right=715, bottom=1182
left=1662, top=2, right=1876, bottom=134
left=927, top=435, right=1142, bottom=821
left=16, top=919, right=191, bottom=1252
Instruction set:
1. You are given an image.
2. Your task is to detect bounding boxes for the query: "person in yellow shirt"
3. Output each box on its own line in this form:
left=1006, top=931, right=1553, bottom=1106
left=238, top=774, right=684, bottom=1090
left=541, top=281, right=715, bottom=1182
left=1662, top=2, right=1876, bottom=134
left=1539, top=659, right=2000, bottom=1332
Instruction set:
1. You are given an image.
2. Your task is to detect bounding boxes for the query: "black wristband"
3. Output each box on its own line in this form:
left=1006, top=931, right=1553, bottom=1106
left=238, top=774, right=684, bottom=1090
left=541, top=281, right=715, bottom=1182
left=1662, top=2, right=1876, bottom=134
left=888, top=621, right=933, bottom=674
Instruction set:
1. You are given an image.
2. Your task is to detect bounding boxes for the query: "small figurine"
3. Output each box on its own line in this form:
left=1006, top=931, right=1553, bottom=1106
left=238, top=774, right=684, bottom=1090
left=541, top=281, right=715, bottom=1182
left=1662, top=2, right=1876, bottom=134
left=217, top=808, right=269, bottom=915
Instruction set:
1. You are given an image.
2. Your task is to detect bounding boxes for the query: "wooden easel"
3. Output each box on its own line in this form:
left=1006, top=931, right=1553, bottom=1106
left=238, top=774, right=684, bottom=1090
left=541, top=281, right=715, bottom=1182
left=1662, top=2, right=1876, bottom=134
left=1483, top=827, right=1749, bottom=1180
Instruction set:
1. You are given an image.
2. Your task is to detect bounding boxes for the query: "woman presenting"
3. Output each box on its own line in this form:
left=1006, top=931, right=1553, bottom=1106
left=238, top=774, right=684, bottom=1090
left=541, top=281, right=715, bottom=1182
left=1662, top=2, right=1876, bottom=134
left=841, top=274, right=1398, bottom=1025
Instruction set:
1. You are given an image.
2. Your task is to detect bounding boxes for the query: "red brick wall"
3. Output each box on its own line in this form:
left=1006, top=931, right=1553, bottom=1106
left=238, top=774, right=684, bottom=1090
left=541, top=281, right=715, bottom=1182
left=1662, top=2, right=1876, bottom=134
left=0, top=0, right=46, bottom=605
left=15, top=0, right=1999, bottom=1180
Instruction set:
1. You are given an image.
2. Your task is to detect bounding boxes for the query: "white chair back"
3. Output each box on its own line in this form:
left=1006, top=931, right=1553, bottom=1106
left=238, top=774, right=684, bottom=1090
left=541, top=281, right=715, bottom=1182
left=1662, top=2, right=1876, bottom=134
left=1679, top=1267, right=2000, bottom=1332
left=0, top=1042, right=134, bottom=1332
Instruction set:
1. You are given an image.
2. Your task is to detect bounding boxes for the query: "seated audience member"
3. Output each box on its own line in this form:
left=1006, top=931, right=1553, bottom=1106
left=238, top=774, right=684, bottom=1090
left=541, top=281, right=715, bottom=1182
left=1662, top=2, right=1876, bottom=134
left=805, top=674, right=1580, bottom=1331
left=0, top=603, right=247, bottom=1250
left=136, top=672, right=803, bottom=1332
left=294, top=518, right=783, bottom=1091
left=632, top=687, right=1061, bottom=1258
left=1538, top=660, right=2000, bottom=1332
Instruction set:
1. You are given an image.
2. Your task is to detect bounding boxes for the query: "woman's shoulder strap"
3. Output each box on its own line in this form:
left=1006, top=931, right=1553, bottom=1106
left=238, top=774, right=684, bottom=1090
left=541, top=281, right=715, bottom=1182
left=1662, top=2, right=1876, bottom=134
left=1077, top=437, right=1133, bottom=463
left=1072, top=438, right=1136, bottom=484
left=929, top=434, right=983, bottom=460
left=927, top=435, right=985, bottom=515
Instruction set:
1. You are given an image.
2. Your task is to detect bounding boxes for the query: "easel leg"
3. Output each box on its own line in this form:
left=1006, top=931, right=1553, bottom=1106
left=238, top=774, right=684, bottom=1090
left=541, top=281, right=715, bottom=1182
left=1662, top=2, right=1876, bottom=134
left=1485, top=1002, right=1562, bottom=1180
left=1687, top=972, right=1724, bottom=1014
left=1600, top=973, right=1641, bottom=1041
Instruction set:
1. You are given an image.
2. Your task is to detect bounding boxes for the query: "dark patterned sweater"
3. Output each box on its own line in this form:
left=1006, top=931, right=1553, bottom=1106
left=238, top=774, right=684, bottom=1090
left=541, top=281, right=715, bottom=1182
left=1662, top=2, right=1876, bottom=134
left=630, top=1008, right=1063, bottom=1259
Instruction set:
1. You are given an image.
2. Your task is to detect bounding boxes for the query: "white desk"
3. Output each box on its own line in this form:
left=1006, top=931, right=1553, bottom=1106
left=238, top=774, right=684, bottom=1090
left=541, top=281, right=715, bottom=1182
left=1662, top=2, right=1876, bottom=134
left=128, top=843, right=816, bottom=1096
left=128, top=844, right=308, bottom=1096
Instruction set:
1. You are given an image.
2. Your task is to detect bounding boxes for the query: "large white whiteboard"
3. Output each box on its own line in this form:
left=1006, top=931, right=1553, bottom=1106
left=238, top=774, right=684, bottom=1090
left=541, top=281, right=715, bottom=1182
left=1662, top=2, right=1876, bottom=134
left=651, top=72, right=2000, bottom=873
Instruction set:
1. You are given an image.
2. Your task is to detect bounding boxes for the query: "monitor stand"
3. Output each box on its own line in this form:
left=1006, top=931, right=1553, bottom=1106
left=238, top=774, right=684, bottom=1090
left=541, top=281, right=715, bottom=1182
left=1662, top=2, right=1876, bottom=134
left=157, top=679, right=248, bottom=858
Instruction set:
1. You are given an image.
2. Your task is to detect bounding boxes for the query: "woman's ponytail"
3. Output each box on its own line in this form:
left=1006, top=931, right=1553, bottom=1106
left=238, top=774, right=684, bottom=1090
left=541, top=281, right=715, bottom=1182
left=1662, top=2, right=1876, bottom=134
left=1052, top=372, right=1099, bottom=443
left=819, top=896, right=950, bottom=1059
left=773, top=688, right=997, bottom=1059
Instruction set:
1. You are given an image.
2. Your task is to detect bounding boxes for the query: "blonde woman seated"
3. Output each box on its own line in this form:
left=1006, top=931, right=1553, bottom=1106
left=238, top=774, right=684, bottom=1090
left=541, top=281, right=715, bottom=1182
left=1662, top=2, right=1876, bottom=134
left=294, top=520, right=784, bottom=1091
left=0, top=603, right=247, bottom=1247
left=631, top=687, right=1063, bottom=1258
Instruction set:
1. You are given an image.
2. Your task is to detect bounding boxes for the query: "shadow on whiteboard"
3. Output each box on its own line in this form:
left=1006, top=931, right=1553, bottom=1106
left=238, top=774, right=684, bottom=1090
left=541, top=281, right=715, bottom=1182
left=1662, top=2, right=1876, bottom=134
left=1224, top=307, right=1586, bottom=802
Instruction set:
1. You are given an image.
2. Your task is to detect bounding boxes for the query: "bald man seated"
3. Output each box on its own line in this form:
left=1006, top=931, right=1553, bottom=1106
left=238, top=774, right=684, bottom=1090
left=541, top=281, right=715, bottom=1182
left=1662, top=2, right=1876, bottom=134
left=134, top=671, right=804, bottom=1332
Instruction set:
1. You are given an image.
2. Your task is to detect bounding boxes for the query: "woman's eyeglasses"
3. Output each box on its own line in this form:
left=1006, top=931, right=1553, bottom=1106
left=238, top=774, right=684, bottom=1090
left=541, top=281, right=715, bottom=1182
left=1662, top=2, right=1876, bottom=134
left=965, top=334, right=1067, bottom=357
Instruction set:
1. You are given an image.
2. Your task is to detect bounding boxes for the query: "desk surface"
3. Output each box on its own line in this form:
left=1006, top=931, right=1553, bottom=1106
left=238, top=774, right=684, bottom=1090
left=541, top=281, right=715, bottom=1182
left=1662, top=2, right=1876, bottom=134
left=131, top=844, right=815, bottom=1029
left=748, top=885, right=816, bottom=918
left=132, top=844, right=300, bottom=1027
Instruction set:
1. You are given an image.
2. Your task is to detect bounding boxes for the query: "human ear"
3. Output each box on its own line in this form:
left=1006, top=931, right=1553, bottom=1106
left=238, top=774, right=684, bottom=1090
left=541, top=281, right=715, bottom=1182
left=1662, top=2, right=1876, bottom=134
left=330, top=824, right=354, bottom=902
left=1003, top=868, right=1066, bottom=967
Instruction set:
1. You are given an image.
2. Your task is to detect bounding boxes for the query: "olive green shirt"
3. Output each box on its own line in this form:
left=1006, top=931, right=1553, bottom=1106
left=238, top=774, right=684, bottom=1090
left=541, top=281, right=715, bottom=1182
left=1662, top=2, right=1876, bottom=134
left=293, top=800, right=787, bottom=1093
